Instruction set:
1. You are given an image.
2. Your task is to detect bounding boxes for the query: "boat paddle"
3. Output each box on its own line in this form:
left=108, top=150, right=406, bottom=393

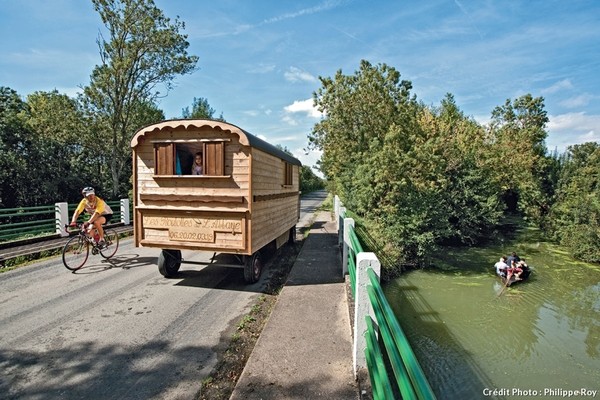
left=497, top=270, right=512, bottom=298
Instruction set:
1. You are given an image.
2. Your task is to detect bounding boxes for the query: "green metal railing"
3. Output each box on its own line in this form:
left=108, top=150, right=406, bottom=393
left=366, top=268, right=435, bottom=399
left=0, top=200, right=131, bottom=243
left=347, top=229, right=359, bottom=296
left=0, top=205, right=56, bottom=241
left=342, top=207, right=436, bottom=400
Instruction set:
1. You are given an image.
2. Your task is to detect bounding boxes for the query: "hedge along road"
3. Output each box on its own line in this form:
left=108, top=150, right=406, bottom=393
left=0, top=190, right=328, bottom=399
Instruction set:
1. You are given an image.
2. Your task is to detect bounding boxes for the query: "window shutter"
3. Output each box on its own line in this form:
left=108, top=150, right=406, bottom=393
left=284, top=163, right=293, bottom=185
left=155, top=143, right=175, bottom=175
left=204, top=142, right=225, bottom=175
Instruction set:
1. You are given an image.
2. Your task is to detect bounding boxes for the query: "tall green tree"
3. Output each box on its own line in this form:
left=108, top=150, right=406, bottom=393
left=309, top=60, right=417, bottom=208
left=488, top=94, right=551, bottom=221
left=0, top=87, right=30, bottom=207
left=24, top=90, right=90, bottom=204
left=309, top=63, right=509, bottom=266
left=549, top=142, right=600, bottom=262
left=182, top=97, right=225, bottom=121
left=300, top=166, right=325, bottom=193
left=420, top=94, right=503, bottom=245
left=84, top=0, right=198, bottom=197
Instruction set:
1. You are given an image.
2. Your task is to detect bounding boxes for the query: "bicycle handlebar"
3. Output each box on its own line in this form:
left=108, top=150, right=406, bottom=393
left=65, top=223, right=87, bottom=233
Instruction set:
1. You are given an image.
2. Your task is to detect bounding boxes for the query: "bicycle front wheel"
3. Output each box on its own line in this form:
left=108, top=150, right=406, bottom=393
left=62, top=235, right=89, bottom=271
left=99, top=228, right=119, bottom=259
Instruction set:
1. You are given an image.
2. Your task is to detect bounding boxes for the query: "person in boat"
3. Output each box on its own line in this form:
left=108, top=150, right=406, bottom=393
left=506, top=252, right=520, bottom=269
left=514, top=259, right=529, bottom=280
left=494, top=256, right=509, bottom=278
left=504, top=251, right=521, bottom=280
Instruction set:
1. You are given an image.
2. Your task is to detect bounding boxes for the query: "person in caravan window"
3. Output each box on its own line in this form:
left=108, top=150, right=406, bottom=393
left=192, top=152, right=203, bottom=175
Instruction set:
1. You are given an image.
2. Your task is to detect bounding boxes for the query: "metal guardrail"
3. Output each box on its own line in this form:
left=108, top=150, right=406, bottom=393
left=0, top=205, right=56, bottom=241
left=335, top=196, right=436, bottom=400
left=0, top=200, right=132, bottom=243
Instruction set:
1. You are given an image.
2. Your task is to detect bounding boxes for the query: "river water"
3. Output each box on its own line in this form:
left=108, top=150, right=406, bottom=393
left=384, top=226, right=600, bottom=399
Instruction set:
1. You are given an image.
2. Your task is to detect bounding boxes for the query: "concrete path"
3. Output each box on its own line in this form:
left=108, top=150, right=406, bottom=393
left=231, top=211, right=359, bottom=399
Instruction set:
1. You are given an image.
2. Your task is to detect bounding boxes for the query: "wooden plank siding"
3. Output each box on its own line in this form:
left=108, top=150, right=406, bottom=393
left=249, top=148, right=299, bottom=252
left=250, top=195, right=298, bottom=253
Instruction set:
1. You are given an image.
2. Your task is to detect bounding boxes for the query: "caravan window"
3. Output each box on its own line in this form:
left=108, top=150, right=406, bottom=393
left=153, top=140, right=226, bottom=176
left=284, top=162, right=293, bottom=186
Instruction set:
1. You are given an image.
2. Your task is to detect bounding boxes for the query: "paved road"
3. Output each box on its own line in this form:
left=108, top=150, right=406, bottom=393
left=0, top=191, right=327, bottom=399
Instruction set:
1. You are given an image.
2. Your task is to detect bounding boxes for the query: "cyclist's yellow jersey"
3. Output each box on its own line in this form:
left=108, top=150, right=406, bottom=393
left=75, top=196, right=113, bottom=216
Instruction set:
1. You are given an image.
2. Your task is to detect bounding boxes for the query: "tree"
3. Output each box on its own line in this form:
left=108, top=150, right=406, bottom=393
left=182, top=97, right=225, bottom=121
left=308, top=62, right=508, bottom=266
left=300, top=166, right=324, bottom=193
left=309, top=60, right=417, bottom=207
left=420, top=94, right=504, bottom=245
left=0, top=87, right=30, bottom=207
left=488, top=94, right=551, bottom=221
left=84, top=0, right=198, bottom=197
left=549, top=142, right=600, bottom=262
left=24, top=90, right=90, bottom=204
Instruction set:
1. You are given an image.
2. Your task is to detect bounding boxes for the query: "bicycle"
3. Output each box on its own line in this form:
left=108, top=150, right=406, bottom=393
left=62, top=223, right=120, bottom=271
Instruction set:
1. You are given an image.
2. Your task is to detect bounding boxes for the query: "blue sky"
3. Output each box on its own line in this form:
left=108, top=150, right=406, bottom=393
left=1, top=0, right=599, bottom=173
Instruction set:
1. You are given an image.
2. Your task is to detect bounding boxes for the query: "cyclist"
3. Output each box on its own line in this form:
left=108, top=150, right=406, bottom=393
left=69, top=187, right=113, bottom=248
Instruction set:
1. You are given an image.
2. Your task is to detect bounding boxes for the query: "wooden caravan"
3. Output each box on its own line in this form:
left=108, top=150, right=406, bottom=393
left=130, top=119, right=301, bottom=282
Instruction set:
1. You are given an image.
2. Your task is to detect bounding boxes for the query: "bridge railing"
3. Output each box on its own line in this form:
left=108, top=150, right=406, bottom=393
left=334, top=195, right=436, bottom=400
left=0, top=199, right=131, bottom=243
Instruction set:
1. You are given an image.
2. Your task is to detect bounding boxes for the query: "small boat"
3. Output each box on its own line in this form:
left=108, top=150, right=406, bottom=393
left=496, top=265, right=531, bottom=287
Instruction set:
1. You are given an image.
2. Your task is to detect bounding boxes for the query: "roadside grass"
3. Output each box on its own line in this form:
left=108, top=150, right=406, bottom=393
left=0, top=249, right=63, bottom=272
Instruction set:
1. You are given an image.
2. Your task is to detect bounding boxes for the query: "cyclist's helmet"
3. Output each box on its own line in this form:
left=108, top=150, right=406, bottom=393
left=82, top=187, right=95, bottom=197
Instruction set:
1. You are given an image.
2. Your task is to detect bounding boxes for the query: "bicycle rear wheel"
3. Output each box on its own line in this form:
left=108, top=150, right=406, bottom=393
left=62, top=235, right=89, bottom=271
left=99, top=228, right=119, bottom=259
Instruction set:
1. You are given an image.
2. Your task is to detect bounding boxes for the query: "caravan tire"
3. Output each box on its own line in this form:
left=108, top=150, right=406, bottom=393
left=244, top=252, right=262, bottom=283
left=158, top=249, right=182, bottom=278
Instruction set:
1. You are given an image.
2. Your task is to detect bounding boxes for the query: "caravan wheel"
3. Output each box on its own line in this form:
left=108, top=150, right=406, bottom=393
left=244, top=252, right=262, bottom=283
left=288, top=225, right=296, bottom=244
left=158, top=249, right=182, bottom=278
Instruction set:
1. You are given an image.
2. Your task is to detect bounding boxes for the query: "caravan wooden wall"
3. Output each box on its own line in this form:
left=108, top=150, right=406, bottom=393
left=249, top=148, right=300, bottom=253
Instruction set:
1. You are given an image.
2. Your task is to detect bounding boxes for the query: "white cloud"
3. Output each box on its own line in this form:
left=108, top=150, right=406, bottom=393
left=548, top=112, right=600, bottom=132
left=261, top=1, right=346, bottom=25
left=546, top=112, right=600, bottom=151
left=284, top=98, right=322, bottom=118
left=541, top=79, right=573, bottom=95
left=294, top=148, right=324, bottom=178
left=472, top=113, right=491, bottom=126
left=284, top=67, right=317, bottom=83
left=194, top=2, right=348, bottom=38
left=247, top=64, right=276, bottom=74
left=243, top=107, right=273, bottom=118
left=282, top=115, right=299, bottom=126
left=559, top=94, right=596, bottom=109
left=66, top=88, right=84, bottom=98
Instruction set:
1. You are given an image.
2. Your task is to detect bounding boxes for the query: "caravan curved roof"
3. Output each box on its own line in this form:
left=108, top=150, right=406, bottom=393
left=131, top=119, right=302, bottom=166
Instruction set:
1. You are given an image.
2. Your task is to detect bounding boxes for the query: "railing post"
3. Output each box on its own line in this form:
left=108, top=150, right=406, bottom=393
left=55, top=202, right=69, bottom=237
left=120, top=198, right=130, bottom=225
left=342, top=217, right=354, bottom=276
left=334, top=195, right=340, bottom=228
left=354, top=252, right=380, bottom=377
left=338, top=206, right=346, bottom=248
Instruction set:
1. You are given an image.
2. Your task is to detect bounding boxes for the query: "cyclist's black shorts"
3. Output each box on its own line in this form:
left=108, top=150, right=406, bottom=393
left=102, top=214, right=113, bottom=223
